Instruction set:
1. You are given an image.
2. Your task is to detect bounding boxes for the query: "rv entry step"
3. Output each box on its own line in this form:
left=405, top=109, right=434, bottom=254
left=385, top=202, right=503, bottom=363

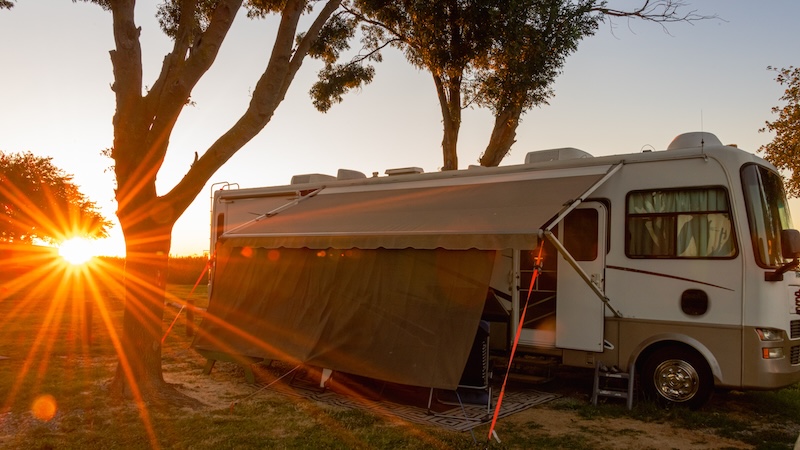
left=491, top=354, right=558, bottom=384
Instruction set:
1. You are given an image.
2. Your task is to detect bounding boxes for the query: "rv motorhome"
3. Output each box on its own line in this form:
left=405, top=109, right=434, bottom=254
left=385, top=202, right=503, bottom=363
left=195, top=132, right=800, bottom=408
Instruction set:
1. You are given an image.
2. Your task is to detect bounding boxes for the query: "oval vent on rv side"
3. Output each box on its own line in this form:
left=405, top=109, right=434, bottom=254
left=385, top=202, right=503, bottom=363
left=681, top=289, right=709, bottom=316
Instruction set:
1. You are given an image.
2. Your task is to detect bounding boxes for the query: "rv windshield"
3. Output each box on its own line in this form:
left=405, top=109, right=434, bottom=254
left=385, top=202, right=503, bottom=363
left=741, top=164, right=794, bottom=268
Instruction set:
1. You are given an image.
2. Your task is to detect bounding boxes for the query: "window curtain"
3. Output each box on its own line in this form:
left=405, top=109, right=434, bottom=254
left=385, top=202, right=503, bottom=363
left=628, top=189, right=734, bottom=258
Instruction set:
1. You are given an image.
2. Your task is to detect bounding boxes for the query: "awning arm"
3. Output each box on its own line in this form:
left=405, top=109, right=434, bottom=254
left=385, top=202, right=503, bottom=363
left=539, top=229, right=622, bottom=318
left=545, top=162, right=623, bottom=232
left=224, top=187, right=326, bottom=236
left=259, top=186, right=325, bottom=220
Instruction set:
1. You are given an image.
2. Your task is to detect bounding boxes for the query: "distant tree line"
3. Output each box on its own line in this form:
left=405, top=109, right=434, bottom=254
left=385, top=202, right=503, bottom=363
left=0, top=151, right=110, bottom=245
left=99, top=255, right=209, bottom=285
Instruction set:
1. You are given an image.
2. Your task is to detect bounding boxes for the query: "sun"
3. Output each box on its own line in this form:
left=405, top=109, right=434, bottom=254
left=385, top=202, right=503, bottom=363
left=58, top=238, right=98, bottom=265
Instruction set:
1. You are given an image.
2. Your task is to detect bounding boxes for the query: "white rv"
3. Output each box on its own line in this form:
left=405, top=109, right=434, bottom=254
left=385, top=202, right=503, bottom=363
left=197, top=132, right=800, bottom=408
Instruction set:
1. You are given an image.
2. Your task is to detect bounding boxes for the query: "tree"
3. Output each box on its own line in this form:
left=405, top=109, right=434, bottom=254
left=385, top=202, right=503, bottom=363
left=315, top=0, right=498, bottom=170
left=759, top=66, right=800, bottom=197
left=0, top=151, right=110, bottom=244
left=79, top=0, right=347, bottom=403
left=475, top=0, right=714, bottom=166
left=475, top=0, right=598, bottom=166
left=312, top=0, right=712, bottom=169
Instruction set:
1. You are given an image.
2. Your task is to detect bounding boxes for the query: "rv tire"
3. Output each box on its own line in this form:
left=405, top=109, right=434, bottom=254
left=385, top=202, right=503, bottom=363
left=641, top=346, right=713, bottom=409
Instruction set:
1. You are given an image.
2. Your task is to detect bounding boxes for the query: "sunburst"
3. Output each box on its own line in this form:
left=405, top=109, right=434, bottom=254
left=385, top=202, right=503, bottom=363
left=58, top=237, right=99, bottom=265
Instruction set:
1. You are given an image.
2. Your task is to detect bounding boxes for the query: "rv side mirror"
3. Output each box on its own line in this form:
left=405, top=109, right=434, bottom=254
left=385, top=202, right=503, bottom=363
left=781, top=229, right=800, bottom=259
left=766, top=229, right=800, bottom=281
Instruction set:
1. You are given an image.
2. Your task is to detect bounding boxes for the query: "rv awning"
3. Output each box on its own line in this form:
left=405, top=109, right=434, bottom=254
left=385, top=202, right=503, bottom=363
left=220, top=165, right=613, bottom=250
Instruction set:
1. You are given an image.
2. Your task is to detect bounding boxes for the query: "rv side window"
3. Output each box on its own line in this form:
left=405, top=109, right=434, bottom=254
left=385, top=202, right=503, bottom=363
left=626, top=187, right=736, bottom=259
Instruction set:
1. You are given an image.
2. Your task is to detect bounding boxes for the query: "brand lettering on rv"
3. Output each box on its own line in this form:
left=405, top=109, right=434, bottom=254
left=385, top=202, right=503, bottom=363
left=795, top=289, right=800, bottom=314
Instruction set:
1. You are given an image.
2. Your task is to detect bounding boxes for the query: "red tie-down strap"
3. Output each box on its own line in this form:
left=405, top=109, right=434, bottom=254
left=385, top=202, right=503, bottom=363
left=487, top=244, right=544, bottom=443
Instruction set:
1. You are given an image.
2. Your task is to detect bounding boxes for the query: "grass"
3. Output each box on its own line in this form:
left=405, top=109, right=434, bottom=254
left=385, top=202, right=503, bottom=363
left=1, top=257, right=800, bottom=449
left=0, top=262, right=474, bottom=449
left=549, top=388, right=800, bottom=449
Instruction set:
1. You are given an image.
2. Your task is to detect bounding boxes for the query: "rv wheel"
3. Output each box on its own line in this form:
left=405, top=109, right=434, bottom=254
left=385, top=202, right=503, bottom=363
left=641, top=346, right=713, bottom=409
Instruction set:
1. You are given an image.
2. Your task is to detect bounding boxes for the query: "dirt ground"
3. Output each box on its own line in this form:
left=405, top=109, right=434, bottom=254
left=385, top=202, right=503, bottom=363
left=503, top=408, right=751, bottom=449
left=163, top=350, right=800, bottom=449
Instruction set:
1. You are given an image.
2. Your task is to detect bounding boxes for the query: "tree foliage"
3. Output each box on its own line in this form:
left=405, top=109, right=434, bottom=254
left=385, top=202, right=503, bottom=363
left=312, top=0, right=713, bottom=169
left=475, top=0, right=598, bottom=166
left=759, top=66, right=800, bottom=197
left=0, top=151, right=110, bottom=244
left=316, top=0, right=501, bottom=170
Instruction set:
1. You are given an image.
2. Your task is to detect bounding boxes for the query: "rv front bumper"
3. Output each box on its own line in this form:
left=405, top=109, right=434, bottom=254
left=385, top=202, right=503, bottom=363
left=741, top=326, right=800, bottom=390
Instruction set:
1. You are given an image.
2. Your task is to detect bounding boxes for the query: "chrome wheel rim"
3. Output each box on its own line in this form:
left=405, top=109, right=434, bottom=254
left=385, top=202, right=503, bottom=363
left=652, top=359, right=699, bottom=402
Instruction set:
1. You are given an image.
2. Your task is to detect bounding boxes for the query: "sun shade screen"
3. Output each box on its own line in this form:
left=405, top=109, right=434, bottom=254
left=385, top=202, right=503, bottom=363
left=194, top=247, right=495, bottom=390
left=220, top=171, right=608, bottom=250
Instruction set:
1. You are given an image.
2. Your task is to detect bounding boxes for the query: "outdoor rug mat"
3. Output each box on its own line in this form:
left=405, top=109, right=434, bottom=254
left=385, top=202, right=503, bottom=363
left=253, top=367, right=560, bottom=432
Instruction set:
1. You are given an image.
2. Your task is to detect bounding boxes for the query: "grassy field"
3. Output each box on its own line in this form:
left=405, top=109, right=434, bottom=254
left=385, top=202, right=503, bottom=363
left=1, top=258, right=799, bottom=449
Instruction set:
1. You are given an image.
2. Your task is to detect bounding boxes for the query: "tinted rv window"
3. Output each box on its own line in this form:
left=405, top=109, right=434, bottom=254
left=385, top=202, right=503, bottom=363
left=564, top=209, right=598, bottom=261
left=741, top=164, right=794, bottom=268
left=626, top=187, right=735, bottom=259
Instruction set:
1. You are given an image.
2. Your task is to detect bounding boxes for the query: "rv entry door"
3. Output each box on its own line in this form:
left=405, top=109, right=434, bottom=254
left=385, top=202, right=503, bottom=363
left=555, top=202, right=607, bottom=352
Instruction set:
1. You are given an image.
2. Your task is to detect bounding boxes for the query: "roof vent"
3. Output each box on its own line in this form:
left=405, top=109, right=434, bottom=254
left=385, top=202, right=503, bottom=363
left=667, top=132, right=723, bottom=150
left=337, top=169, right=367, bottom=180
left=385, top=167, right=424, bottom=176
left=290, top=173, right=336, bottom=184
left=525, top=147, right=592, bottom=164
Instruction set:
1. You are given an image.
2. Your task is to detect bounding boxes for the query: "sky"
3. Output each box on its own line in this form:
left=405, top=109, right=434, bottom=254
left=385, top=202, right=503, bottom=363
left=0, top=1, right=798, bottom=257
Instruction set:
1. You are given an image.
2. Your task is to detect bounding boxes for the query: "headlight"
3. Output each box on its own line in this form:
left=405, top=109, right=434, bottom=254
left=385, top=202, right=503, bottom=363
left=755, top=328, right=783, bottom=341
left=762, top=347, right=785, bottom=359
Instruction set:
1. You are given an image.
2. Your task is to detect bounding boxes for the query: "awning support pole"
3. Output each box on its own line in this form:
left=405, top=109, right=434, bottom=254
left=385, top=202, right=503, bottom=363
left=540, top=230, right=622, bottom=318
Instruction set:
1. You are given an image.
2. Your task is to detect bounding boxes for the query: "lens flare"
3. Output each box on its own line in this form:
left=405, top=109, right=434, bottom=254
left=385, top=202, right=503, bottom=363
left=31, top=394, right=57, bottom=421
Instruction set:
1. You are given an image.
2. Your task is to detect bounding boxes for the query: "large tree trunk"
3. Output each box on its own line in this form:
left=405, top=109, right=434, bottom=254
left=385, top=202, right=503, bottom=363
left=480, top=104, right=522, bottom=167
left=433, top=75, right=462, bottom=171
left=108, top=228, right=169, bottom=398
left=108, top=210, right=196, bottom=405
left=441, top=115, right=460, bottom=171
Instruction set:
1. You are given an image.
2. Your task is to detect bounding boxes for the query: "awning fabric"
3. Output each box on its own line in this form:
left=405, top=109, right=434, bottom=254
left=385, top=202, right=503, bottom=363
left=194, top=247, right=495, bottom=389
left=194, top=165, right=612, bottom=390
left=220, top=167, right=610, bottom=250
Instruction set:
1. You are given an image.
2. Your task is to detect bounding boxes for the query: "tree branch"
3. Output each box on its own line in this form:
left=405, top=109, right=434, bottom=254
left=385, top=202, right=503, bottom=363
left=284, top=0, right=344, bottom=99
left=162, top=0, right=343, bottom=216
left=144, top=0, right=198, bottom=120
left=109, top=0, right=144, bottom=166
left=343, top=4, right=408, bottom=43
left=593, top=0, right=718, bottom=34
left=144, top=0, right=243, bottom=165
